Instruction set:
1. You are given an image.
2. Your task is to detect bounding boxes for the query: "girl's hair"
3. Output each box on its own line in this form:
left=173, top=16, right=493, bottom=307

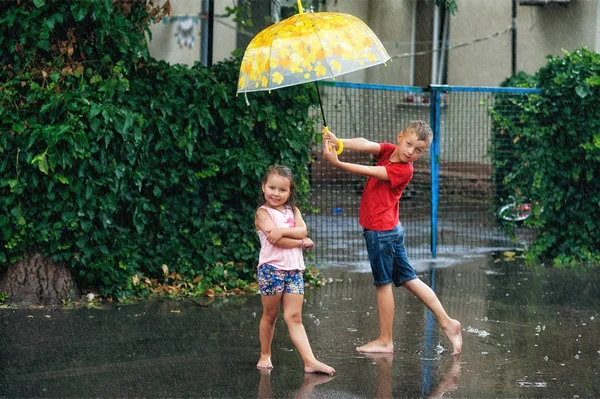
left=405, top=120, right=433, bottom=144
left=257, top=165, right=296, bottom=210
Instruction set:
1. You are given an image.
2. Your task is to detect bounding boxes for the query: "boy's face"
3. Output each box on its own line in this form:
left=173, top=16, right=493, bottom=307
left=396, top=130, right=430, bottom=163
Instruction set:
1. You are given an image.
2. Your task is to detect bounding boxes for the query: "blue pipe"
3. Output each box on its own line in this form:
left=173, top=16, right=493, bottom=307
left=318, top=81, right=425, bottom=92
left=429, top=84, right=539, bottom=94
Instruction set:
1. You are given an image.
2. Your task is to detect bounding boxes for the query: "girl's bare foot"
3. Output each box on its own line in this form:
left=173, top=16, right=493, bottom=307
left=257, top=355, right=273, bottom=369
left=356, top=339, right=394, bottom=354
left=304, top=360, right=335, bottom=375
left=443, top=319, right=462, bottom=355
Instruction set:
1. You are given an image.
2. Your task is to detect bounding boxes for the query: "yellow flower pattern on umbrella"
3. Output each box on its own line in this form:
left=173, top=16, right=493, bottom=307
left=237, top=10, right=390, bottom=93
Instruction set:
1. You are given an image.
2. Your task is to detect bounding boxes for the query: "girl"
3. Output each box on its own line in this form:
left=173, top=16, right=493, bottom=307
left=255, top=165, right=335, bottom=375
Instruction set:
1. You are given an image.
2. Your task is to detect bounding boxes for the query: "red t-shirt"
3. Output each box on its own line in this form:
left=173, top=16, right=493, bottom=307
left=358, top=143, right=414, bottom=231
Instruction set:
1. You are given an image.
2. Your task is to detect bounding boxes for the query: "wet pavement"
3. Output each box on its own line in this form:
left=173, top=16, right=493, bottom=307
left=2, top=252, right=600, bottom=398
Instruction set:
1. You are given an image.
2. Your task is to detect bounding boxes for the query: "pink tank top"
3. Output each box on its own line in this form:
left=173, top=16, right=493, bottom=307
left=257, top=205, right=305, bottom=271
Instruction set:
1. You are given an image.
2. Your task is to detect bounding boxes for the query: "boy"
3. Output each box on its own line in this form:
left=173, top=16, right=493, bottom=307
left=322, top=120, right=462, bottom=355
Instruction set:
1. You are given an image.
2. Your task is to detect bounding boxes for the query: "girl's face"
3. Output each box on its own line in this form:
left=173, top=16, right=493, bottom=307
left=262, top=173, right=291, bottom=209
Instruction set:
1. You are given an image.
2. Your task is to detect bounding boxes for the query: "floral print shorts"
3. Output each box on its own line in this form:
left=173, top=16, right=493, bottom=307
left=257, top=264, right=304, bottom=295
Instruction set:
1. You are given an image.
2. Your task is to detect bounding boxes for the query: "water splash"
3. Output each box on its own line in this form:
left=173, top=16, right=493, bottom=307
left=467, top=326, right=490, bottom=337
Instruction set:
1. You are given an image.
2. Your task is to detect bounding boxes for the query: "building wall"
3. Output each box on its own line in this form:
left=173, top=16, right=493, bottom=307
left=322, top=0, right=415, bottom=86
left=145, top=0, right=599, bottom=83
left=212, top=1, right=239, bottom=62
left=146, top=0, right=238, bottom=66
left=448, top=0, right=599, bottom=86
left=517, top=0, right=598, bottom=74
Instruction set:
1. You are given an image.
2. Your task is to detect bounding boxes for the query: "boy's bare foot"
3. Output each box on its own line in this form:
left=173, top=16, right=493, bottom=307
left=304, top=360, right=335, bottom=376
left=257, top=355, right=273, bottom=369
left=356, top=339, right=394, bottom=354
left=443, top=319, right=462, bottom=355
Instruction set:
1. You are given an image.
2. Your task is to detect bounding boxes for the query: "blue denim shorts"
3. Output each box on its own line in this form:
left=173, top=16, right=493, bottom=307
left=257, top=264, right=304, bottom=295
left=363, top=222, right=417, bottom=287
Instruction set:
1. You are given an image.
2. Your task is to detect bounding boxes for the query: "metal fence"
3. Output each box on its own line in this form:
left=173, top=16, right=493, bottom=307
left=305, top=82, right=540, bottom=266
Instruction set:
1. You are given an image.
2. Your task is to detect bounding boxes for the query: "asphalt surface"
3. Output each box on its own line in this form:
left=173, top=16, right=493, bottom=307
left=2, top=252, right=600, bottom=398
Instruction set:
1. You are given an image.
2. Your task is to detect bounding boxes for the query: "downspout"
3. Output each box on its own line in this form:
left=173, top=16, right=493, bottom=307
left=437, top=11, right=448, bottom=85
left=430, top=4, right=441, bottom=84
left=201, top=0, right=209, bottom=65
left=512, top=0, right=517, bottom=76
left=207, top=0, right=214, bottom=66
left=410, top=0, right=417, bottom=86
left=271, top=0, right=282, bottom=23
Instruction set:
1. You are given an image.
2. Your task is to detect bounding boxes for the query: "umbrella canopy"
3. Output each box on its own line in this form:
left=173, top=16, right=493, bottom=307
left=237, top=2, right=390, bottom=95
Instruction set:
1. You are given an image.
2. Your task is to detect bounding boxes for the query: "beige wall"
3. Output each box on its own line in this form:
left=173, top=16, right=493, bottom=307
left=517, top=0, right=598, bottom=74
left=322, top=0, right=415, bottom=85
left=146, top=0, right=599, bottom=83
left=447, top=0, right=512, bottom=86
left=212, top=1, right=239, bottom=62
left=448, top=0, right=599, bottom=86
left=146, top=0, right=238, bottom=66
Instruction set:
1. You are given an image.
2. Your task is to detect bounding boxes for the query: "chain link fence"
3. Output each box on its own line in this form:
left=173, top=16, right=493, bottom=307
left=305, top=82, right=539, bottom=267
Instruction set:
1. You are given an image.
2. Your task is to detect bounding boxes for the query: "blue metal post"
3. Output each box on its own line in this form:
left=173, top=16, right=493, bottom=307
left=429, top=87, right=443, bottom=259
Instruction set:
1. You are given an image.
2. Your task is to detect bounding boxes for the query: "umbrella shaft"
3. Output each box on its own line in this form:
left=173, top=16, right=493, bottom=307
left=315, top=82, right=327, bottom=128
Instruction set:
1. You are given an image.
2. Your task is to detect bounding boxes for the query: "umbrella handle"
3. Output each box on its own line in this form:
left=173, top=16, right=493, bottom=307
left=322, top=126, right=342, bottom=155
left=297, top=0, right=303, bottom=14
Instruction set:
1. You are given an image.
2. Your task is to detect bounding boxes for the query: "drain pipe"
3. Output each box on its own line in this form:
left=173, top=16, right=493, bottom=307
left=207, top=0, right=214, bottom=66
left=430, top=4, right=441, bottom=84
left=436, top=11, right=448, bottom=85
left=410, top=0, right=417, bottom=86
left=512, top=0, right=517, bottom=76
left=201, top=0, right=209, bottom=65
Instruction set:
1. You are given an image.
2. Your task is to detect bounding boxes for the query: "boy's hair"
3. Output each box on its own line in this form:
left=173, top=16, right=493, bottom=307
left=404, top=120, right=433, bottom=144
left=257, top=164, right=296, bottom=210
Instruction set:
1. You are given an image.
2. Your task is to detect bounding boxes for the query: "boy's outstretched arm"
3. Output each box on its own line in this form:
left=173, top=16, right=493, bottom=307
left=322, top=130, right=380, bottom=154
left=323, top=138, right=390, bottom=181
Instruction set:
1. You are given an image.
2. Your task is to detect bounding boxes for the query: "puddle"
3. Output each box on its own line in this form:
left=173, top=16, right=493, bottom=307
left=2, top=252, right=600, bottom=398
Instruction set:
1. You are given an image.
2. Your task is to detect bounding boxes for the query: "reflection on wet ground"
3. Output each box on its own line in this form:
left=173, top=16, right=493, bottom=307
left=1, top=252, right=600, bottom=398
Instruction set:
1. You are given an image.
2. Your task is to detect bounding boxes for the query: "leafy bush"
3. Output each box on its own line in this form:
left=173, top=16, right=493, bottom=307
left=490, top=48, right=600, bottom=265
left=490, top=71, right=537, bottom=207
left=0, top=0, right=319, bottom=298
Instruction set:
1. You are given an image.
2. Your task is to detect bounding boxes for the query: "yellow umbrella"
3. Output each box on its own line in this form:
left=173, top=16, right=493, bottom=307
left=237, top=0, right=390, bottom=131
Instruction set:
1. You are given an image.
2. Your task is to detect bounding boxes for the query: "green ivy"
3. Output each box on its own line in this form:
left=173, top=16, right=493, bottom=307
left=489, top=48, right=600, bottom=265
left=0, top=1, right=319, bottom=297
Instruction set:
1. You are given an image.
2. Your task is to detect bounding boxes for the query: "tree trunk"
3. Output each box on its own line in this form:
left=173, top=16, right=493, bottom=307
left=0, top=252, right=80, bottom=305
